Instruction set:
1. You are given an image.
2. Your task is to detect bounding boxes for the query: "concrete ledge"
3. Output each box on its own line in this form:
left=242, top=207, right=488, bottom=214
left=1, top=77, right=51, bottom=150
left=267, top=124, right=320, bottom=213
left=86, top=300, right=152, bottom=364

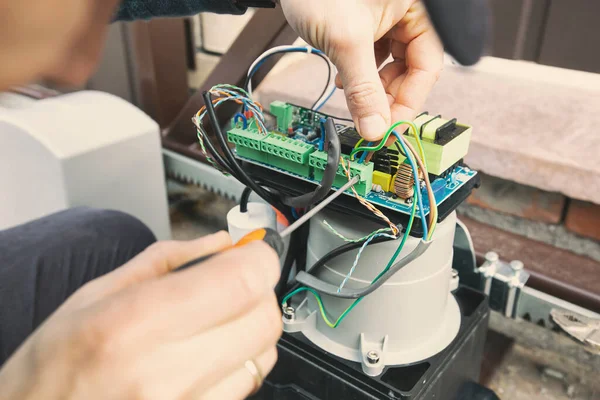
left=255, top=56, right=600, bottom=204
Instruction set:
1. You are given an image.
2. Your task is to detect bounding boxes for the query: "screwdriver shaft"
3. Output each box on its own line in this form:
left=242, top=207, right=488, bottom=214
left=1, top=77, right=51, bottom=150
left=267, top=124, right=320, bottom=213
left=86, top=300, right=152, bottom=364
left=280, top=175, right=360, bottom=239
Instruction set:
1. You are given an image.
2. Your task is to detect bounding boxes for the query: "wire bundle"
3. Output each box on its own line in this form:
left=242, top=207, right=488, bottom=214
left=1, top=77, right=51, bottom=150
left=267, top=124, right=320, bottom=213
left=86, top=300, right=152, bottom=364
left=192, top=50, right=437, bottom=326
left=283, top=121, right=436, bottom=327
left=192, top=84, right=267, bottom=173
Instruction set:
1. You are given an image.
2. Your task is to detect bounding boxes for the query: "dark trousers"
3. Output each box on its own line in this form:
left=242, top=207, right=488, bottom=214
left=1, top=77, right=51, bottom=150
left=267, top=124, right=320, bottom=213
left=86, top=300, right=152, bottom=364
left=0, top=208, right=156, bottom=365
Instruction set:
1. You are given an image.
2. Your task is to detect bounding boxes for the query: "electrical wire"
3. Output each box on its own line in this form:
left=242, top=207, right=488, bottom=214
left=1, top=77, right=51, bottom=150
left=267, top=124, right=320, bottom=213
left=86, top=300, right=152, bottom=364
left=244, top=46, right=334, bottom=109
left=337, top=232, right=398, bottom=292
left=202, top=91, right=284, bottom=211
left=393, top=131, right=428, bottom=240
left=340, top=157, right=400, bottom=236
left=323, top=220, right=393, bottom=243
left=314, top=86, right=337, bottom=111
left=240, top=186, right=252, bottom=213
left=283, top=195, right=417, bottom=327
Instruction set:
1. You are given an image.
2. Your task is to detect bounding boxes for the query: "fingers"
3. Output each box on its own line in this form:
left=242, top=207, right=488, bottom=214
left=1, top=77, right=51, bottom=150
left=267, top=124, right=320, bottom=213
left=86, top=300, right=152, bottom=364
left=105, top=241, right=281, bottom=343
left=332, top=38, right=391, bottom=141
left=107, top=231, right=233, bottom=289
left=133, top=295, right=282, bottom=399
left=385, top=4, right=443, bottom=124
left=186, top=347, right=278, bottom=400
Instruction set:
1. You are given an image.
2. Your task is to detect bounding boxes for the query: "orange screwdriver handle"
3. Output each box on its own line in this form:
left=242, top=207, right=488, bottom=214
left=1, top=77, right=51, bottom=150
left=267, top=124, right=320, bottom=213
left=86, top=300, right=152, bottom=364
left=235, top=228, right=285, bottom=258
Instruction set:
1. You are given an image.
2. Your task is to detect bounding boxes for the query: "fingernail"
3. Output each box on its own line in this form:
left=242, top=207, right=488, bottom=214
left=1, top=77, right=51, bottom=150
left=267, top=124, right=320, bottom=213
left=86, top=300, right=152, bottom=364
left=359, top=114, right=387, bottom=141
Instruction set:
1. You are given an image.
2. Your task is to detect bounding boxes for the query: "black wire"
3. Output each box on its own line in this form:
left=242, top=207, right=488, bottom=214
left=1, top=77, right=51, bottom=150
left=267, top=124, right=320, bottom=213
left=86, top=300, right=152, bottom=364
left=295, top=219, right=311, bottom=273
left=394, top=141, right=407, bottom=157
left=275, top=228, right=301, bottom=300
left=243, top=50, right=331, bottom=110
left=289, top=103, right=355, bottom=123
left=317, top=111, right=353, bottom=123
left=202, top=91, right=284, bottom=210
left=306, top=235, right=395, bottom=275
left=196, top=125, right=238, bottom=176
left=240, top=186, right=252, bottom=213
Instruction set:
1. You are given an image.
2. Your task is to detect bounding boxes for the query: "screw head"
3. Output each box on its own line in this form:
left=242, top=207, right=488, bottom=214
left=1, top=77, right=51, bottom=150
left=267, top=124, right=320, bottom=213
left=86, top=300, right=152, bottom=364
left=282, top=306, right=295, bottom=321
left=452, top=269, right=459, bottom=278
left=366, top=350, right=380, bottom=364
left=485, top=251, right=499, bottom=263
left=510, top=260, right=524, bottom=272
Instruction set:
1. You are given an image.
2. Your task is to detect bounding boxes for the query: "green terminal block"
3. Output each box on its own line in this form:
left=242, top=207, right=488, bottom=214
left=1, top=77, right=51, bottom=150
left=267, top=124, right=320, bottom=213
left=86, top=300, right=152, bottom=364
left=227, top=127, right=268, bottom=163
left=270, top=101, right=294, bottom=132
left=261, top=134, right=315, bottom=177
left=309, top=152, right=373, bottom=196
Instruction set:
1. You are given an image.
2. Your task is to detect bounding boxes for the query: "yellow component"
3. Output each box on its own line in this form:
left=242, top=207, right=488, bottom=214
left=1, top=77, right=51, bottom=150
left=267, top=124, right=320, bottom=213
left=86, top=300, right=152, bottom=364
left=372, top=170, right=393, bottom=192
left=394, top=114, right=473, bottom=176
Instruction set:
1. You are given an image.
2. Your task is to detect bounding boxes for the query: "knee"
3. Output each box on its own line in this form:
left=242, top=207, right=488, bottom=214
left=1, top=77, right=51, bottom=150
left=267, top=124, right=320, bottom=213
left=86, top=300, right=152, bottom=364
left=65, top=207, right=157, bottom=253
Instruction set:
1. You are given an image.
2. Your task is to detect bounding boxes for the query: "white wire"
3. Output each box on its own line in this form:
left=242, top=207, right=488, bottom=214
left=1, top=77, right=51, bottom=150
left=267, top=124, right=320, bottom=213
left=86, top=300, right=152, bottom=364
left=246, top=45, right=335, bottom=106
left=337, top=232, right=398, bottom=292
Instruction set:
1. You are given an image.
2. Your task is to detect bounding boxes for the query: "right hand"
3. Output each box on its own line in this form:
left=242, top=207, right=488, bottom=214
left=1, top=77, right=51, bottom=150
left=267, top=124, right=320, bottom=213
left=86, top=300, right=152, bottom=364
left=0, top=231, right=282, bottom=400
left=280, top=0, right=444, bottom=141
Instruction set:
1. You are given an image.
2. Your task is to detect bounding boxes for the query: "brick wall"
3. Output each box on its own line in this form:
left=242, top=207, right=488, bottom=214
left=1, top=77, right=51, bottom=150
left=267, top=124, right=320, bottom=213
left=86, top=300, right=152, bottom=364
left=462, top=173, right=600, bottom=260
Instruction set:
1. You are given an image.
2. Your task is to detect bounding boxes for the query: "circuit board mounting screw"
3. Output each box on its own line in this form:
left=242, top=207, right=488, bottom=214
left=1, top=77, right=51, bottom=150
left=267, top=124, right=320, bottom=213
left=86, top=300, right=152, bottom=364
left=366, top=350, right=380, bottom=364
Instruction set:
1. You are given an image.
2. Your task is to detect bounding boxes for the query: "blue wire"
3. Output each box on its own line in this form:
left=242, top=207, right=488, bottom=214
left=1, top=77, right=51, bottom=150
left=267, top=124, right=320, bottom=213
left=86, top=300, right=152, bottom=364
left=393, top=131, right=428, bottom=240
left=318, top=119, right=326, bottom=151
left=233, top=113, right=248, bottom=129
left=291, top=208, right=299, bottom=220
left=358, top=142, right=372, bottom=164
left=337, top=232, right=398, bottom=292
left=314, top=86, right=336, bottom=111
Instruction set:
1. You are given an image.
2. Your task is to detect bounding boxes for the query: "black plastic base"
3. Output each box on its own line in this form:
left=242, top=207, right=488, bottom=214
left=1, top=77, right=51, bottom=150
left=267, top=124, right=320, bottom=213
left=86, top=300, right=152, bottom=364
left=245, top=162, right=481, bottom=238
left=250, top=287, right=496, bottom=400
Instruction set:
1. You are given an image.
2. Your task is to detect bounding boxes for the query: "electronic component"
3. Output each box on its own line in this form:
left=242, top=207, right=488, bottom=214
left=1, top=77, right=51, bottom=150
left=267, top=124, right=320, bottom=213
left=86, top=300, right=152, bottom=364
left=402, top=112, right=473, bottom=176
left=393, top=162, right=422, bottom=199
left=309, top=152, right=373, bottom=197
left=227, top=101, right=479, bottom=235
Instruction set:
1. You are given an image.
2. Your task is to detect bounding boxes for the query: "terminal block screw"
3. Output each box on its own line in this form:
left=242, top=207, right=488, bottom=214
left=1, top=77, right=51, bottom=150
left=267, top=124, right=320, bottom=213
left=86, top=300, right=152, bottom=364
left=283, top=306, right=295, bottom=321
left=366, top=351, right=380, bottom=364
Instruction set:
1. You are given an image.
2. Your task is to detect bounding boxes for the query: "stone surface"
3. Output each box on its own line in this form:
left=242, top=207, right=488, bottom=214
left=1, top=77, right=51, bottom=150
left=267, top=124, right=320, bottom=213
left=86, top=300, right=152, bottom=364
left=255, top=56, right=600, bottom=204
left=565, top=200, right=600, bottom=242
left=467, top=173, right=566, bottom=223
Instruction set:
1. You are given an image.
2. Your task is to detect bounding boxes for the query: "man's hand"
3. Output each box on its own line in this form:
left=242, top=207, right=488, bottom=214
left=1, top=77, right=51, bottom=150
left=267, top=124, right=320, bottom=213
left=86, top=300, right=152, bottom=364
left=0, top=232, right=282, bottom=400
left=280, top=0, right=444, bottom=141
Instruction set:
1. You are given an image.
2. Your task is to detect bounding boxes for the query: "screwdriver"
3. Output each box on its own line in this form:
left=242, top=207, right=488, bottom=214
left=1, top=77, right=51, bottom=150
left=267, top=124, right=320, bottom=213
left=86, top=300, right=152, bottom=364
left=174, top=175, right=359, bottom=272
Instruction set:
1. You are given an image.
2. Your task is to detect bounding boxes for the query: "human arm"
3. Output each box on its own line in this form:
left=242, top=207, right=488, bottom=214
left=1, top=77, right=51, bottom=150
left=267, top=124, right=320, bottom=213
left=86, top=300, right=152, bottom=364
left=0, top=232, right=282, bottom=400
left=114, top=0, right=246, bottom=21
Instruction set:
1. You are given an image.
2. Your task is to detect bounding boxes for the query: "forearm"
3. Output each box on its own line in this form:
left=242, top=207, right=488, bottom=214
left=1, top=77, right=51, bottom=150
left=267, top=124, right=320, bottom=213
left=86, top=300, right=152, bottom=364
left=115, top=0, right=246, bottom=21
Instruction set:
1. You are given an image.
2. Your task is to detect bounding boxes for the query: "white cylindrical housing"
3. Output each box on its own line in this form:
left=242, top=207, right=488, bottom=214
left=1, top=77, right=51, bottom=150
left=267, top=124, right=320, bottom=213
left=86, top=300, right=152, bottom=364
left=297, top=210, right=460, bottom=367
left=227, top=202, right=277, bottom=243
